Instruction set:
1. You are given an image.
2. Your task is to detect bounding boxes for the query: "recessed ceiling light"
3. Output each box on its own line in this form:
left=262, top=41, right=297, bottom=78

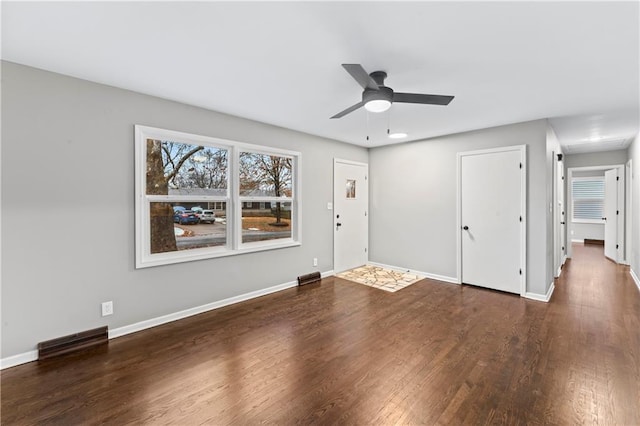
left=389, top=132, right=408, bottom=139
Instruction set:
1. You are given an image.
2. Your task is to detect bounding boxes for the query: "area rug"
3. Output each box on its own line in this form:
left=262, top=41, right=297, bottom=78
left=336, top=265, right=424, bottom=293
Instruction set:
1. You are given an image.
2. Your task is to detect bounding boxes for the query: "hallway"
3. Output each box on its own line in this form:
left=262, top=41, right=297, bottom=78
left=538, top=242, right=640, bottom=424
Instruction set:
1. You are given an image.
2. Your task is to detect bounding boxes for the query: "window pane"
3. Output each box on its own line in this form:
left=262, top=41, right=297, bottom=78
left=572, top=179, right=604, bottom=199
left=572, top=178, right=604, bottom=220
left=150, top=202, right=227, bottom=253
left=346, top=179, right=356, bottom=199
left=242, top=202, right=292, bottom=243
left=574, top=200, right=604, bottom=220
left=239, top=152, right=292, bottom=197
left=146, top=139, right=228, bottom=196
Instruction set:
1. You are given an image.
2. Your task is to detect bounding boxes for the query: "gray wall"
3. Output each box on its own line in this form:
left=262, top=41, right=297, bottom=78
left=629, top=136, right=640, bottom=276
left=1, top=62, right=367, bottom=358
left=369, top=119, right=550, bottom=296
left=565, top=150, right=628, bottom=169
left=571, top=223, right=604, bottom=241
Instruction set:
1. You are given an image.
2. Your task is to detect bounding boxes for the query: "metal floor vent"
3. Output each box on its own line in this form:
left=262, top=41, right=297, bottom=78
left=297, top=272, right=321, bottom=286
left=38, top=326, right=108, bottom=360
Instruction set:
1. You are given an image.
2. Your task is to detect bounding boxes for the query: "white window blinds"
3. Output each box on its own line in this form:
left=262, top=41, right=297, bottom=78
left=572, top=177, right=604, bottom=221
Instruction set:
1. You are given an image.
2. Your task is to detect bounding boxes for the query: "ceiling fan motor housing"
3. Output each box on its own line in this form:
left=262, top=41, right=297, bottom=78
left=363, top=86, right=393, bottom=104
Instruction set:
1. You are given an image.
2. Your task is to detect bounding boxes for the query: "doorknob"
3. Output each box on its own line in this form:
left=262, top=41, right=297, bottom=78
left=560, top=221, right=565, bottom=225
left=463, top=226, right=469, bottom=230
left=602, top=217, right=607, bottom=221
left=336, top=222, right=342, bottom=227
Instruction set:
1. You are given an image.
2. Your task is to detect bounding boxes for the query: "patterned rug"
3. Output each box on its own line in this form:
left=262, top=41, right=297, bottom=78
left=336, top=265, right=424, bottom=293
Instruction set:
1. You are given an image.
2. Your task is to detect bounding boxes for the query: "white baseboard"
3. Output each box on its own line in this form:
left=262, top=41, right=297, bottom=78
left=571, top=239, right=584, bottom=243
left=524, top=282, right=555, bottom=303
left=366, top=261, right=458, bottom=284
left=321, top=270, right=334, bottom=279
left=1, top=271, right=334, bottom=370
left=0, top=350, right=38, bottom=370
left=631, top=269, right=640, bottom=292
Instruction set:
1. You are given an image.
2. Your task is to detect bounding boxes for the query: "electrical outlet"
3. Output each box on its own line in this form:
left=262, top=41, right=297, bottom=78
left=313, top=258, right=318, bottom=267
left=101, top=301, right=113, bottom=317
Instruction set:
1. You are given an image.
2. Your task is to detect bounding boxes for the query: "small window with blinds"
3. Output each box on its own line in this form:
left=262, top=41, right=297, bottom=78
left=572, top=177, right=604, bottom=223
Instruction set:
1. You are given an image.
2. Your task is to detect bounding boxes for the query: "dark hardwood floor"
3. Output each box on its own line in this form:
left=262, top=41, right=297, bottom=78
left=2, top=243, right=639, bottom=424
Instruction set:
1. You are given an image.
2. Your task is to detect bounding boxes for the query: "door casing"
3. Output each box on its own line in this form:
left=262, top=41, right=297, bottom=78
left=566, top=164, right=625, bottom=262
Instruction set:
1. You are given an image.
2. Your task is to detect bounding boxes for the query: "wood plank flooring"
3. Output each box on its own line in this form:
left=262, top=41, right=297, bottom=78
left=2, top=243, right=639, bottom=424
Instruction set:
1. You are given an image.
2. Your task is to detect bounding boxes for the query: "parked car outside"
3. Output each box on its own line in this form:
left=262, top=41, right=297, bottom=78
left=174, top=210, right=200, bottom=225
left=173, top=206, right=186, bottom=213
left=199, top=210, right=216, bottom=224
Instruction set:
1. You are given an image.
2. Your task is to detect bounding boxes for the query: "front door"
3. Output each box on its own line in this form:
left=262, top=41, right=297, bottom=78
left=460, top=146, right=525, bottom=294
left=334, top=159, right=368, bottom=273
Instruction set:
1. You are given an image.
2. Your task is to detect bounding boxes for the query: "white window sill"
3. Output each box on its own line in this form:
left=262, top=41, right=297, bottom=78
left=572, top=219, right=604, bottom=225
left=136, top=240, right=301, bottom=269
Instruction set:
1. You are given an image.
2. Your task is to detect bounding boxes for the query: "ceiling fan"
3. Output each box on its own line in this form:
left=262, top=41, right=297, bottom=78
left=331, top=64, right=455, bottom=119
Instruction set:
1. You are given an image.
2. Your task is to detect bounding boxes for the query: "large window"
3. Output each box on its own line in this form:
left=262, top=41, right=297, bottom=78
left=135, top=126, right=300, bottom=268
left=571, top=177, right=604, bottom=223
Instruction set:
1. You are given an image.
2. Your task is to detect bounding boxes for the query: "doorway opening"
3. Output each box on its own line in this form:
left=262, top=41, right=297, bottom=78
left=566, top=164, right=626, bottom=264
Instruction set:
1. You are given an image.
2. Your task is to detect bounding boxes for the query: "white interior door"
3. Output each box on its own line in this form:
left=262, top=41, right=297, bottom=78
left=626, top=160, right=633, bottom=265
left=334, top=160, right=368, bottom=273
left=460, top=147, right=525, bottom=294
left=604, top=168, right=618, bottom=261
left=556, top=159, right=567, bottom=275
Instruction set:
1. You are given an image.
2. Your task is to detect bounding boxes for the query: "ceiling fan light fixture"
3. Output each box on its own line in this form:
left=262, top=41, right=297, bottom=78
left=364, top=99, right=391, bottom=113
left=362, top=86, right=393, bottom=113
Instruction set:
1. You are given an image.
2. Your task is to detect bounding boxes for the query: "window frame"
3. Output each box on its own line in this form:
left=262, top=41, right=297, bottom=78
left=571, top=176, right=605, bottom=224
left=135, top=125, right=301, bottom=268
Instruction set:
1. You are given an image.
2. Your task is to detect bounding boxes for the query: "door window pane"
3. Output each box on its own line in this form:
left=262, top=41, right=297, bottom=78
left=346, top=179, right=356, bottom=199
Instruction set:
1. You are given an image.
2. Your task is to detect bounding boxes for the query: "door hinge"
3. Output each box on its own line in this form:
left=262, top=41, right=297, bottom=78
left=616, top=210, right=619, bottom=215
left=519, top=269, right=522, bottom=275
left=616, top=176, right=619, bottom=181
left=616, top=244, right=619, bottom=249
left=562, top=246, right=565, bottom=251
left=365, top=248, right=367, bottom=253
left=365, top=175, right=368, bottom=180
left=519, top=216, right=522, bottom=222
left=365, top=211, right=367, bottom=216
left=519, top=162, right=522, bottom=169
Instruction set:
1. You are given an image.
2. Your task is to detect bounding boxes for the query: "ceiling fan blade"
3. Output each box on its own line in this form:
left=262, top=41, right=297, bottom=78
left=330, top=101, right=365, bottom=119
left=393, top=92, right=454, bottom=106
left=342, top=64, right=379, bottom=90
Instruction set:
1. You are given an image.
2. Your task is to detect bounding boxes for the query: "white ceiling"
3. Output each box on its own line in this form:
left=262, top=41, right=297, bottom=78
left=2, top=1, right=639, bottom=151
